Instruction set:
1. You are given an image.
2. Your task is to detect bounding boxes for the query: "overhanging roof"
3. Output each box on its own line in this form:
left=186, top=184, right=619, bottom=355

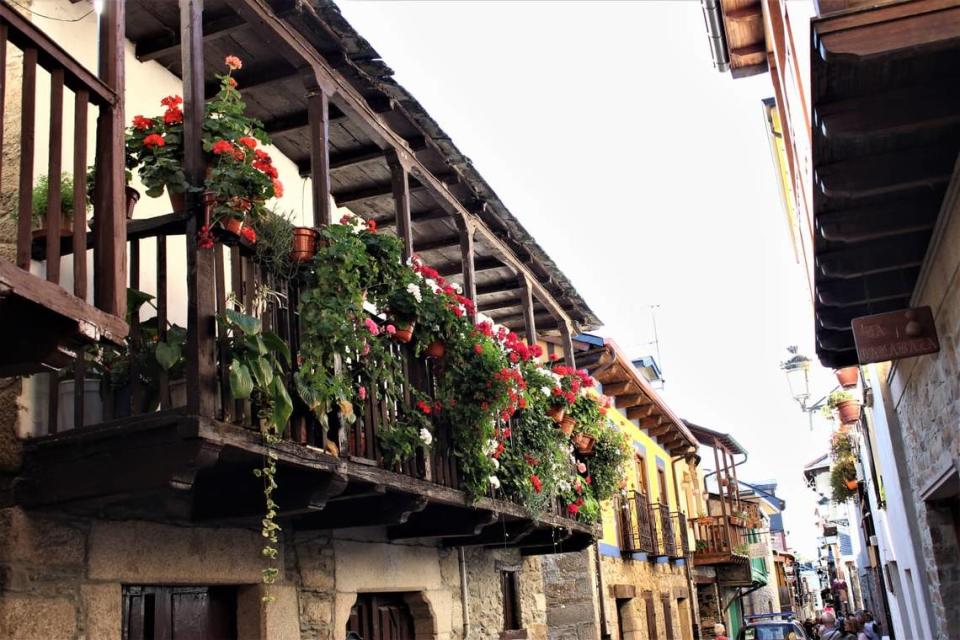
left=683, top=421, right=746, bottom=456
left=810, top=0, right=960, bottom=367
left=573, top=336, right=699, bottom=456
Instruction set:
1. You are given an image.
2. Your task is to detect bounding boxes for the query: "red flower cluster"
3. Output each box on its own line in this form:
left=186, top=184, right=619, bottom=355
left=160, top=95, right=183, bottom=126
left=132, top=115, right=153, bottom=131
left=143, top=133, right=165, bottom=149
left=416, top=400, right=432, bottom=415
left=197, top=225, right=215, bottom=250
left=367, top=219, right=378, bottom=233
left=253, top=149, right=278, bottom=179
left=211, top=139, right=234, bottom=156
left=240, top=226, right=257, bottom=243
left=530, top=474, right=543, bottom=494
left=238, top=136, right=257, bottom=150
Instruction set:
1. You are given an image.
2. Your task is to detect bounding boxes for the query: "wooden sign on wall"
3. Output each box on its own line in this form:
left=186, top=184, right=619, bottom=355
left=851, top=306, right=940, bottom=364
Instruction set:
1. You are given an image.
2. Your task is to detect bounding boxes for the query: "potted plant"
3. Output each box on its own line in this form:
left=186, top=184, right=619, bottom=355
left=290, top=226, right=319, bottom=263
left=125, top=56, right=283, bottom=231
left=14, top=173, right=87, bottom=236
left=830, top=458, right=858, bottom=502
left=828, top=389, right=860, bottom=424
left=567, top=394, right=603, bottom=455
left=835, top=366, right=859, bottom=388
left=695, top=540, right=709, bottom=553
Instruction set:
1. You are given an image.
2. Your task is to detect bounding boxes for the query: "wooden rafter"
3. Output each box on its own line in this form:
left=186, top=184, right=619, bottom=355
left=626, top=404, right=655, bottom=421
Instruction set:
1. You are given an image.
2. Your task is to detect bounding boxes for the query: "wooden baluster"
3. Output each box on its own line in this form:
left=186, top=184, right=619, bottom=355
left=16, top=48, right=36, bottom=270
left=229, top=246, right=243, bottom=419
left=0, top=25, right=6, bottom=225
left=72, top=91, right=88, bottom=299
left=73, top=357, right=84, bottom=430
left=157, top=235, right=170, bottom=409
left=214, top=244, right=230, bottom=420
left=129, top=239, right=142, bottom=415
left=45, top=68, right=64, bottom=284
left=243, top=255, right=254, bottom=314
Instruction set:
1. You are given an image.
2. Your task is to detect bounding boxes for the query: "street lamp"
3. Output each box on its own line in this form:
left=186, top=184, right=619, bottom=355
left=780, top=346, right=811, bottom=410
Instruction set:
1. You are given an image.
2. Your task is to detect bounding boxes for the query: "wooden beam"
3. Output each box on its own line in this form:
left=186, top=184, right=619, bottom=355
left=457, top=218, right=477, bottom=315
left=372, top=208, right=448, bottom=229
left=519, top=276, right=537, bottom=344
left=332, top=181, right=425, bottom=208
left=601, top=380, right=635, bottom=396
left=638, top=416, right=663, bottom=431
left=181, top=0, right=216, bottom=417
left=817, top=84, right=960, bottom=141
left=477, top=280, right=524, bottom=297
left=477, top=295, right=522, bottom=313
left=818, top=195, right=940, bottom=244
left=204, top=64, right=298, bottom=100
left=816, top=145, right=956, bottom=200
left=627, top=404, right=656, bottom=421
left=413, top=233, right=461, bottom=254
left=388, top=507, right=497, bottom=540
left=136, top=10, right=247, bottom=61
left=818, top=233, right=929, bottom=279
left=436, top=255, right=503, bottom=278
left=649, top=424, right=673, bottom=439
left=330, top=145, right=384, bottom=171
left=387, top=151, right=413, bottom=261
left=449, top=519, right=537, bottom=547
left=561, top=321, right=576, bottom=368
left=614, top=393, right=646, bottom=409
left=306, top=80, right=331, bottom=227
left=299, top=494, right=429, bottom=529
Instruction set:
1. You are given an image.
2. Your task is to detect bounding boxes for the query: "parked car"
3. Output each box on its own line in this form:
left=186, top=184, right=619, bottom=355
left=738, top=619, right=810, bottom=640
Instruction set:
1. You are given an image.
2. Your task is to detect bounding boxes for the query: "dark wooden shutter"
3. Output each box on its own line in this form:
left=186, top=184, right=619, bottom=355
left=501, top=570, right=522, bottom=631
left=661, top=595, right=674, bottom=640
left=347, top=593, right=415, bottom=640
left=123, top=586, right=236, bottom=640
left=644, top=592, right=657, bottom=640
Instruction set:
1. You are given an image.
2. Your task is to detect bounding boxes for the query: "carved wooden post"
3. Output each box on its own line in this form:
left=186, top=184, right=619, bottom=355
left=456, top=217, right=476, bottom=319
left=93, top=0, right=126, bottom=316
left=518, top=275, right=537, bottom=344
left=305, top=78, right=331, bottom=227
left=181, top=0, right=216, bottom=417
left=386, top=151, right=413, bottom=260
left=561, top=319, right=577, bottom=368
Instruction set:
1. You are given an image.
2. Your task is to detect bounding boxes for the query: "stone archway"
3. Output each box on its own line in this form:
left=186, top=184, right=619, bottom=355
left=343, top=591, right=440, bottom=640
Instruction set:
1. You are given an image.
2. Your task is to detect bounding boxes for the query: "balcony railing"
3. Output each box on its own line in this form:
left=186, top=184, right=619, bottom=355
left=0, top=1, right=127, bottom=375
left=691, top=514, right=750, bottom=563
left=614, top=492, right=687, bottom=559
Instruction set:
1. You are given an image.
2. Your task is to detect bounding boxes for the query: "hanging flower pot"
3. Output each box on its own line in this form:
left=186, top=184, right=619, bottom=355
left=559, top=415, right=577, bottom=436
left=222, top=216, right=244, bottom=236
left=546, top=405, right=565, bottom=424
left=835, top=367, right=859, bottom=388
left=572, top=432, right=596, bottom=455
left=168, top=189, right=186, bottom=214
left=290, top=227, right=318, bottom=262
left=424, top=340, right=445, bottom=359
left=837, top=399, right=861, bottom=425
left=125, top=186, right=140, bottom=220
left=845, top=479, right=858, bottom=490
left=394, top=322, right=415, bottom=343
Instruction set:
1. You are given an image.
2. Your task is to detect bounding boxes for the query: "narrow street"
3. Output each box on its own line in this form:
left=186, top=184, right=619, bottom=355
left=0, top=1, right=956, bottom=639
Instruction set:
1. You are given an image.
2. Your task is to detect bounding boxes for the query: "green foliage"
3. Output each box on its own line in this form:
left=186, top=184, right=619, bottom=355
left=830, top=431, right=855, bottom=461
left=588, top=423, right=631, bottom=502
left=827, top=389, right=855, bottom=409
left=831, top=458, right=857, bottom=503
left=251, top=209, right=300, bottom=281
left=28, top=173, right=87, bottom=227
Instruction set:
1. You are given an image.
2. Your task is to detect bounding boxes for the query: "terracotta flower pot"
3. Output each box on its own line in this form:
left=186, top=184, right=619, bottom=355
left=572, top=432, right=596, bottom=455
left=125, top=186, right=140, bottom=220
left=290, top=227, right=318, bottom=263
left=835, top=367, right=859, bottom=388
left=559, top=415, right=577, bottom=436
left=222, top=217, right=244, bottom=236
left=845, top=479, right=858, bottom=490
left=168, top=189, right=186, bottom=214
left=394, top=322, right=414, bottom=344
left=837, top=399, right=861, bottom=424
left=424, top=340, right=445, bottom=359
left=546, top=405, right=565, bottom=424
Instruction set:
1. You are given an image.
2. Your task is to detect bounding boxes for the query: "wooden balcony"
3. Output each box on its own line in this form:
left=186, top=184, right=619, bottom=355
left=0, top=2, right=127, bottom=375
left=690, top=515, right=750, bottom=566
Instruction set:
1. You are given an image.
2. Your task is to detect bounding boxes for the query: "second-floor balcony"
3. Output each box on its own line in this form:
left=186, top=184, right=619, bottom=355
left=4, top=0, right=606, bottom=555
left=614, top=490, right=688, bottom=559
left=690, top=514, right=751, bottom=566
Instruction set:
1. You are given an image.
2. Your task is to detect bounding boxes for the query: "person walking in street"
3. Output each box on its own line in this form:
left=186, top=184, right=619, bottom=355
left=859, top=611, right=881, bottom=640
left=820, top=611, right=844, bottom=640
left=713, top=623, right=729, bottom=640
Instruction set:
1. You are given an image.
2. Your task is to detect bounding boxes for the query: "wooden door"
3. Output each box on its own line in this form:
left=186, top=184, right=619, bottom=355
left=123, top=586, right=236, bottom=640
left=347, top=593, right=415, bottom=640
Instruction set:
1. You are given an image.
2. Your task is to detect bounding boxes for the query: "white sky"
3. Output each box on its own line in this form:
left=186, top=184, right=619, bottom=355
left=337, top=0, right=838, bottom=557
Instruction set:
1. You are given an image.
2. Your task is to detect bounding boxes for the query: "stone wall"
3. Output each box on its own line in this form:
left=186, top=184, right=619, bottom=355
left=542, top=550, right=599, bottom=640
left=0, top=506, right=553, bottom=640
left=888, top=189, right=960, bottom=639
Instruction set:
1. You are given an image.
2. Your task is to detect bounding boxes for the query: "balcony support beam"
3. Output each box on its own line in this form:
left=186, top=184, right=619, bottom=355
left=306, top=79, right=332, bottom=226
left=457, top=217, right=477, bottom=316
left=519, top=275, right=537, bottom=344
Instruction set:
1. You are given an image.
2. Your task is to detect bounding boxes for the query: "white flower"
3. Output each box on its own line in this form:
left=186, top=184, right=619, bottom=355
left=558, top=480, right=572, bottom=492
left=483, top=439, right=498, bottom=456
left=452, top=282, right=463, bottom=294
left=419, top=428, right=433, bottom=446
left=541, top=386, right=552, bottom=397
left=488, top=476, right=501, bottom=489
left=476, top=312, right=493, bottom=325
left=406, top=282, right=423, bottom=303
left=491, top=458, right=500, bottom=470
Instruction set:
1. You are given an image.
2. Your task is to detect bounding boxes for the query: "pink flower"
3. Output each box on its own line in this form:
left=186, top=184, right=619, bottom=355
left=577, top=462, right=587, bottom=474
left=364, top=318, right=379, bottom=336
left=225, top=55, right=242, bottom=70
left=362, top=343, right=370, bottom=356
left=358, top=386, right=367, bottom=400
left=473, top=344, right=483, bottom=355
left=385, top=324, right=396, bottom=335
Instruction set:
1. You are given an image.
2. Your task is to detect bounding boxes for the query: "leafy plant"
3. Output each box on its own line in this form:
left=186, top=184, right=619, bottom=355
left=251, top=208, right=300, bottom=281
left=27, top=173, right=88, bottom=228
left=827, top=389, right=855, bottom=409
left=831, top=458, right=857, bottom=503
left=830, top=431, right=855, bottom=461
left=733, top=543, right=750, bottom=556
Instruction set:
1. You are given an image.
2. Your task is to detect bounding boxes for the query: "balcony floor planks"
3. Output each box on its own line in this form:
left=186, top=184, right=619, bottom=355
left=14, top=413, right=595, bottom=547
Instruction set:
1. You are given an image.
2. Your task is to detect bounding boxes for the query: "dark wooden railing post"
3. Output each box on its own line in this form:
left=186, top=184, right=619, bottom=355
left=561, top=320, right=576, bottom=368
left=305, top=77, right=332, bottom=227
left=386, top=150, right=413, bottom=261
left=456, top=217, right=476, bottom=317
left=15, top=46, right=36, bottom=270
left=93, top=0, right=126, bottom=317
left=518, top=275, right=537, bottom=344
left=45, top=68, right=63, bottom=285
left=181, top=0, right=216, bottom=417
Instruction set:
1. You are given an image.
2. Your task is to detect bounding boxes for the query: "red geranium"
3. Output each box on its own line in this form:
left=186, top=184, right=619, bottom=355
left=132, top=115, right=153, bottom=130
left=530, top=474, right=543, bottom=494
left=240, top=226, right=257, bottom=243
left=225, top=55, right=242, bottom=70
left=416, top=400, right=432, bottom=415
left=211, top=140, right=234, bottom=155
left=238, top=136, right=258, bottom=149
left=143, top=133, right=164, bottom=149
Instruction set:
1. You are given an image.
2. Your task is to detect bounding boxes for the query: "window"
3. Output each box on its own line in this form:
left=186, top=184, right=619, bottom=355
left=123, top=586, right=237, bottom=640
left=661, top=594, right=675, bottom=639
left=635, top=454, right=648, bottom=496
left=643, top=591, right=657, bottom=639
left=501, top=570, right=522, bottom=631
